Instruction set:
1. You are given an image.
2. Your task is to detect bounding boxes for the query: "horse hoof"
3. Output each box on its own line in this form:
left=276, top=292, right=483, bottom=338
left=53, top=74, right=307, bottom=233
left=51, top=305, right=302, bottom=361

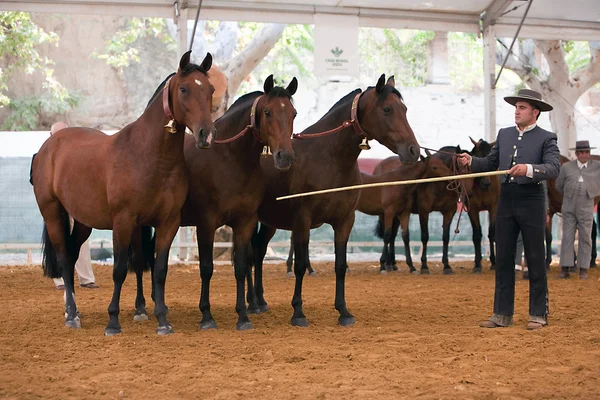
left=420, top=269, right=430, bottom=275
left=410, top=270, right=420, bottom=275
left=65, top=317, right=81, bottom=329
left=291, top=317, right=309, bottom=327
left=200, top=320, right=218, bottom=330
left=391, top=265, right=398, bottom=271
left=490, top=265, right=496, bottom=271
left=308, top=271, right=318, bottom=277
left=338, top=316, right=355, bottom=327
left=379, top=269, right=388, bottom=275
left=286, top=271, right=295, bottom=278
left=236, top=321, right=254, bottom=331
left=133, top=313, right=149, bottom=322
left=443, top=268, right=455, bottom=275
left=473, top=268, right=482, bottom=274
left=156, top=325, right=174, bottom=335
left=104, top=326, right=122, bottom=336
left=590, top=263, right=597, bottom=269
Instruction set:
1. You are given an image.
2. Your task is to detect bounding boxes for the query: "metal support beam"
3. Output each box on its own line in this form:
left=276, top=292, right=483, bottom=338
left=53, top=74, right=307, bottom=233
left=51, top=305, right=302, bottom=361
left=480, top=0, right=512, bottom=31
left=483, top=24, right=497, bottom=142
left=175, top=0, right=189, bottom=57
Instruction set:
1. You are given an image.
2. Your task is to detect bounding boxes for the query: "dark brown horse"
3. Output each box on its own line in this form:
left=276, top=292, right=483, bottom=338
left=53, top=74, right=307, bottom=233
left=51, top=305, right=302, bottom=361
left=248, top=75, right=421, bottom=326
left=466, top=137, right=499, bottom=273
left=178, top=75, right=297, bottom=330
left=32, top=51, right=216, bottom=335
left=358, top=153, right=452, bottom=273
left=546, top=154, right=600, bottom=268
left=375, top=145, right=464, bottom=274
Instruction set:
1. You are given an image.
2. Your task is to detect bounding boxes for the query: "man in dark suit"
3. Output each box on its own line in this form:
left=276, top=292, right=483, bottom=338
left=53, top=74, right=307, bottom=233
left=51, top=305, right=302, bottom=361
left=457, top=89, right=560, bottom=330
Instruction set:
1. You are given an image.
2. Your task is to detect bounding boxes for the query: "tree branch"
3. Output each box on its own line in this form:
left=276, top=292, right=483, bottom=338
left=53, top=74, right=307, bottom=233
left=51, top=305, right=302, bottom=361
left=570, top=41, right=600, bottom=95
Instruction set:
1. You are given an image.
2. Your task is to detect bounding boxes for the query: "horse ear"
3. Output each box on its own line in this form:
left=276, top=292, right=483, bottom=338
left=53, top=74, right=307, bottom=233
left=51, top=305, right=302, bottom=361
left=264, top=74, right=274, bottom=94
left=457, top=145, right=462, bottom=152
left=425, top=148, right=432, bottom=157
left=376, top=74, right=386, bottom=93
left=420, top=154, right=426, bottom=162
left=179, top=50, right=192, bottom=70
left=386, top=75, right=395, bottom=88
left=469, top=136, right=477, bottom=146
left=200, top=52, right=213, bottom=72
left=286, top=77, right=298, bottom=96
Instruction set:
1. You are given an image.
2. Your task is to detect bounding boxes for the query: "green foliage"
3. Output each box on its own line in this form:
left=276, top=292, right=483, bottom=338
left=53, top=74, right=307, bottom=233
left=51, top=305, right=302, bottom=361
left=448, top=32, right=484, bottom=92
left=0, top=12, right=77, bottom=129
left=359, top=28, right=433, bottom=87
left=563, top=41, right=591, bottom=73
left=93, top=18, right=176, bottom=70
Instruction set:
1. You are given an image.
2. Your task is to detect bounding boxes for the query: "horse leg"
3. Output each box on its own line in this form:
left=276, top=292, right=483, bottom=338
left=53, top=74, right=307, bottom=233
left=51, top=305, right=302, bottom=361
left=105, top=217, right=134, bottom=336
left=249, top=223, right=276, bottom=313
left=286, top=234, right=294, bottom=276
left=66, top=219, right=91, bottom=326
left=130, top=227, right=149, bottom=321
left=333, top=215, right=356, bottom=326
left=381, top=209, right=396, bottom=273
left=389, top=216, right=400, bottom=271
left=290, top=222, right=310, bottom=327
left=441, top=211, right=455, bottom=275
left=232, top=218, right=258, bottom=330
left=468, top=210, right=484, bottom=273
left=400, top=214, right=416, bottom=274
left=488, top=209, right=497, bottom=270
left=197, top=227, right=217, bottom=330
left=591, top=219, right=597, bottom=268
left=152, top=217, right=180, bottom=335
left=377, top=216, right=388, bottom=272
left=419, top=212, right=430, bottom=274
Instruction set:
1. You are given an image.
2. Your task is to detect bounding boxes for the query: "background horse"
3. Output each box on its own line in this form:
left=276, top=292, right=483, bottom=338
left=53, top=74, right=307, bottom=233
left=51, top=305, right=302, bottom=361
left=248, top=75, right=420, bottom=326
left=374, top=145, right=464, bottom=275
left=546, top=154, right=600, bottom=269
left=466, top=137, right=499, bottom=273
left=358, top=153, right=452, bottom=273
left=32, top=51, right=215, bottom=336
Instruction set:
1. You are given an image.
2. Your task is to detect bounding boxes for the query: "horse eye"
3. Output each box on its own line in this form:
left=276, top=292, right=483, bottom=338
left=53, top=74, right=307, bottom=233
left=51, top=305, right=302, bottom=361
left=264, top=110, right=271, bottom=117
left=383, top=107, right=392, bottom=114
left=180, top=86, right=187, bottom=95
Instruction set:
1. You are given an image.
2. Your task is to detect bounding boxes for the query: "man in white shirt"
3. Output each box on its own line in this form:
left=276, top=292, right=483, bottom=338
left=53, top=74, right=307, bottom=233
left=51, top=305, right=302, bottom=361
left=555, top=140, right=600, bottom=280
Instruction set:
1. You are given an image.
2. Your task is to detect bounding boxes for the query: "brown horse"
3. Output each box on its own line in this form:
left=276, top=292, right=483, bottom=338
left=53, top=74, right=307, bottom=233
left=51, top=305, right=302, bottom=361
left=466, top=137, right=500, bottom=273
left=546, top=154, right=600, bottom=268
left=358, top=153, right=452, bottom=273
left=375, top=145, right=464, bottom=274
left=32, top=51, right=216, bottom=335
left=176, top=75, right=297, bottom=331
left=248, top=75, right=421, bottom=326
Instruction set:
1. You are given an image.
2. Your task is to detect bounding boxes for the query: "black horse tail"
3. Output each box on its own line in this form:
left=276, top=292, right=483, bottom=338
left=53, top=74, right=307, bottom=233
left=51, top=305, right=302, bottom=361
left=374, top=216, right=385, bottom=239
left=142, top=226, right=156, bottom=271
left=41, top=214, right=71, bottom=279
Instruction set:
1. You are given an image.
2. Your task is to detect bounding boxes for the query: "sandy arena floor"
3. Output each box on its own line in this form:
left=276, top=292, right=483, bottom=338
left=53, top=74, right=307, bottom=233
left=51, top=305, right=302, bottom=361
left=1, top=260, right=599, bottom=399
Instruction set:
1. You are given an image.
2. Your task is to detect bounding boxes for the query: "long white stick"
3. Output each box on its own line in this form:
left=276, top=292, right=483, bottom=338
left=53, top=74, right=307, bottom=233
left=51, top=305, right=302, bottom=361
left=276, top=170, right=511, bottom=201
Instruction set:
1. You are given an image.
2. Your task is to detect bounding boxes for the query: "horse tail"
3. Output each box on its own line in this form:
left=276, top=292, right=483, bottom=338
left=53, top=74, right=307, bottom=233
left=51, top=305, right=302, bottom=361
left=126, top=226, right=155, bottom=272
left=41, top=214, right=70, bottom=279
left=374, top=216, right=385, bottom=239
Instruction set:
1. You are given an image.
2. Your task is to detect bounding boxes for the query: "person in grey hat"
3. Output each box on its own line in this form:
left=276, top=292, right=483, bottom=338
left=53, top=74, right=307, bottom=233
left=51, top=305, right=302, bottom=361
left=556, top=140, right=600, bottom=280
left=457, top=88, right=560, bottom=330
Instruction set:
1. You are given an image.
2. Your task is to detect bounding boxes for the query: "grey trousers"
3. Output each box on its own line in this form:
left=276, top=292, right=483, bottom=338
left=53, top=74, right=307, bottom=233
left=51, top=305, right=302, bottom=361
left=560, top=195, right=594, bottom=270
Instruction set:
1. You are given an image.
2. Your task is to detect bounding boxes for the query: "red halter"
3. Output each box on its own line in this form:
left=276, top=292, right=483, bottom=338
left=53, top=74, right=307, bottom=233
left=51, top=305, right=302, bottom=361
left=214, top=95, right=263, bottom=144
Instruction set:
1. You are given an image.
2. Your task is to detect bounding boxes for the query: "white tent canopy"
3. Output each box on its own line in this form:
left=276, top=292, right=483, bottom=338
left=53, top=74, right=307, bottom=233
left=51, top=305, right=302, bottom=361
left=3, top=0, right=600, bottom=142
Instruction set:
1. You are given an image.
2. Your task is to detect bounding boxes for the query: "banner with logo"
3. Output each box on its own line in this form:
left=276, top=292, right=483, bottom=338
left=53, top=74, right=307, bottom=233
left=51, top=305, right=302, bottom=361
left=314, top=13, right=359, bottom=78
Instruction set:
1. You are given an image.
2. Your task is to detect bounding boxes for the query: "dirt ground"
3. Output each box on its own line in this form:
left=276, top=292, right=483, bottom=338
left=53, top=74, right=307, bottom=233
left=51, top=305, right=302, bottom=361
left=1, top=260, right=599, bottom=399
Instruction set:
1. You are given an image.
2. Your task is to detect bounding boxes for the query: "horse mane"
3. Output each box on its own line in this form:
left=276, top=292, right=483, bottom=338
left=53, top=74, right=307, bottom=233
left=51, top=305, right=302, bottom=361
left=227, top=85, right=295, bottom=115
left=144, top=62, right=210, bottom=110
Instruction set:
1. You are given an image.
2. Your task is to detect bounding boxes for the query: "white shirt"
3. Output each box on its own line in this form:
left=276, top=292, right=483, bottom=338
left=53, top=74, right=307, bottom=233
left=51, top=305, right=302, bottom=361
left=577, top=160, right=587, bottom=182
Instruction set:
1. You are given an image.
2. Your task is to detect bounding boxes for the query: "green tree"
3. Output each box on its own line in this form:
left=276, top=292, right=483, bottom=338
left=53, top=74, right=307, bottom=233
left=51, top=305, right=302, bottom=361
left=0, top=12, right=78, bottom=130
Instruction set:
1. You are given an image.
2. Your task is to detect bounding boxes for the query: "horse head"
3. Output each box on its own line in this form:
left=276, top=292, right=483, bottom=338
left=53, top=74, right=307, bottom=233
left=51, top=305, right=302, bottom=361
left=172, top=51, right=217, bottom=149
left=256, top=75, right=297, bottom=171
left=469, top=136, right=493, bottom=189
left=358, top=74, right=420, bottom=164
left=421, top=149, right=452, bottom=179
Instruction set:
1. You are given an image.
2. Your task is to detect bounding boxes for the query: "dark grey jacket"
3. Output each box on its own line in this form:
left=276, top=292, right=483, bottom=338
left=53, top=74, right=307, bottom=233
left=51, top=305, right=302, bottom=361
left=471, top=125, right=560, bottom=184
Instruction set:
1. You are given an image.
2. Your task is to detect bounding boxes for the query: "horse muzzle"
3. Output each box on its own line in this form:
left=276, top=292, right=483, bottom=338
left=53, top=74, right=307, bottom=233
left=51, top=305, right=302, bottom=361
left=195, top=127, right=215, bottom=149
left=273, top=149, right=295, bottom=171
left=397, top=143, right=420, bottom=164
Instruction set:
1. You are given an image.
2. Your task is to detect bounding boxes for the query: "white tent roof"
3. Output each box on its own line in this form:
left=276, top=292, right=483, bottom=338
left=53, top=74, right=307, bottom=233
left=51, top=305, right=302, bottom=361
left=4, top=0, right=600, bottom=40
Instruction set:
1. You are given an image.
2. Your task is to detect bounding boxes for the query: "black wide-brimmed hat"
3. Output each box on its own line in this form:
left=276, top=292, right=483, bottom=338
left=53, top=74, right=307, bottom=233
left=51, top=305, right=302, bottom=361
left=504, top=89, right=553, bottom=112
left=569, top=140, right=596, bottom=151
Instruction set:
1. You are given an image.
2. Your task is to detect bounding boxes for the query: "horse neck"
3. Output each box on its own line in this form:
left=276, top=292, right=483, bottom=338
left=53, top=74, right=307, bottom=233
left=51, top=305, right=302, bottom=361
left=120, top=95, right=185, bottom=164
left=215, top=99, right=262, bottom=165
left=307, top=102, right=362, bottom=166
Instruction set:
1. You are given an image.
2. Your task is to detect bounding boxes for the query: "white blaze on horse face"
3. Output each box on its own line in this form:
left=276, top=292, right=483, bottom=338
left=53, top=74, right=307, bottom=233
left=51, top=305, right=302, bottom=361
left=280, top=102, right=286, bottom=109
left=195, top=79, right=203, bottom=87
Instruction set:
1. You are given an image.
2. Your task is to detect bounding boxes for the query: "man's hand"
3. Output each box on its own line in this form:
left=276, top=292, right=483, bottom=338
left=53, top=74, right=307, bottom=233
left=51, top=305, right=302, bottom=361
left=508, top=164, right=528, bottom=177
left=456, top=152, right=471, bottom=168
